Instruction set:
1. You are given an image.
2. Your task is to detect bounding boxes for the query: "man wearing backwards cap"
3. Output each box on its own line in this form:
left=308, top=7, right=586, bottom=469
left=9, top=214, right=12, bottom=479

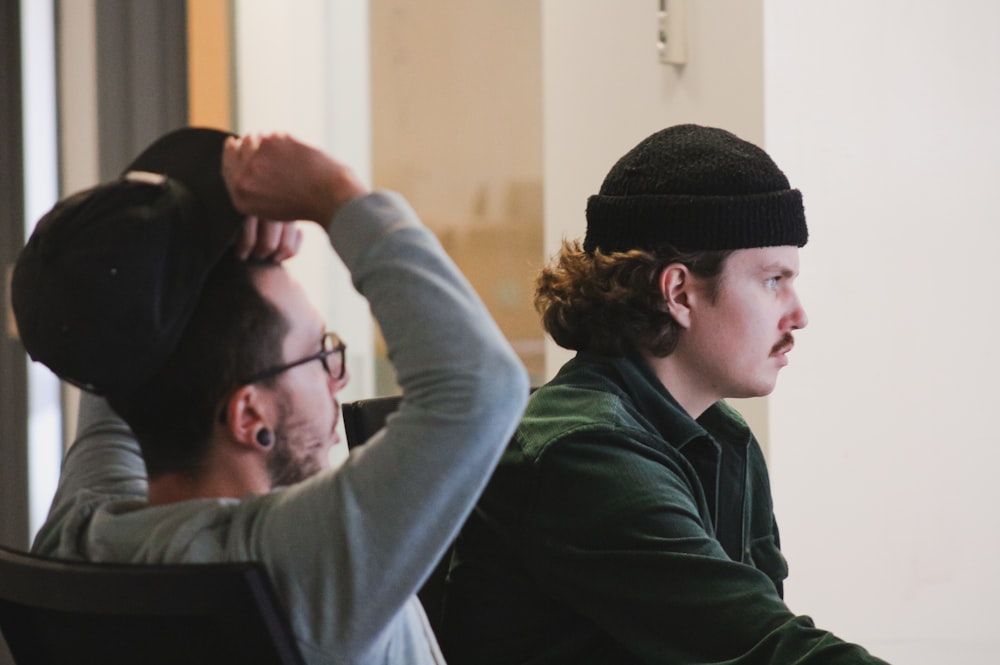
left=14, top=128, right=528, bottom=665
left=441, top=125, right=889, bottom=664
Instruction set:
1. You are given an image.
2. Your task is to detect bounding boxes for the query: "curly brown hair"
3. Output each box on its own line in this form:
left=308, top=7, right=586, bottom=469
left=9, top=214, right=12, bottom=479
left=535, top=240, right=731, bottom=358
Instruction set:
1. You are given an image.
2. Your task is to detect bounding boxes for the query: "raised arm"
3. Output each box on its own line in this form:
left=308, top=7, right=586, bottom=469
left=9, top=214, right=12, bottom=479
left=222, top=134, right=530, bottom=655
left=31, top=392, right=148, bottom=556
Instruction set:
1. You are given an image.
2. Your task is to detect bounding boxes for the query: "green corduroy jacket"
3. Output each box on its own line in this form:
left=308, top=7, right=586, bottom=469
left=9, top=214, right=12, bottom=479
left=442, top=352, right=888, bottom=665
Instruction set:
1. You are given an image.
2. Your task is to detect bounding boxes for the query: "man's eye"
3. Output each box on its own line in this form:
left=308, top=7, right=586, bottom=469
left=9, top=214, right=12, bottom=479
left=765, top=276, right=781, bottom=289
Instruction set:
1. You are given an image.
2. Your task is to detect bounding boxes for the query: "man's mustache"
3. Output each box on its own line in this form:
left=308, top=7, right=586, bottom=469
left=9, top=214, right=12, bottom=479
left=771, top=333, right=795, bottom=355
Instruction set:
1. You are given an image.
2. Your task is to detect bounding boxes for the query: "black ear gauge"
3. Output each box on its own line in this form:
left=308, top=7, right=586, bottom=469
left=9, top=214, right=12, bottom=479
left=256, top=428, right=273, bottom=447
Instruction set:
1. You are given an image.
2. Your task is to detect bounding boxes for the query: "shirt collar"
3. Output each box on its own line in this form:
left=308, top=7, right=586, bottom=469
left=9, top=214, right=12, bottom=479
left=590, top=351, right=752, bottom=452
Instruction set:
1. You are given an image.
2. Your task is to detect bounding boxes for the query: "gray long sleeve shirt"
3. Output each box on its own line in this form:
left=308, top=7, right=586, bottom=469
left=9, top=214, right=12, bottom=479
left=31, top=191, right=529, bottom=665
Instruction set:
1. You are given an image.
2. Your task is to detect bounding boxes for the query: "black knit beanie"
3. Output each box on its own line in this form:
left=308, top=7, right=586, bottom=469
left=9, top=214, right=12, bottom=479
left=584, top=124, right=807, bottom=254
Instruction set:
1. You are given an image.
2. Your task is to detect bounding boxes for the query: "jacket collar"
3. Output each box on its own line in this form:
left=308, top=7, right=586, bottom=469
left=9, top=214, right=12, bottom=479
left=566, top=351, right=752, bottom=453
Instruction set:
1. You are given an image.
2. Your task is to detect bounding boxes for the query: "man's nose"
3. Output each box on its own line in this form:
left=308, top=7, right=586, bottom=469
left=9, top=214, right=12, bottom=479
left=788, top=297, right=808, bottom=330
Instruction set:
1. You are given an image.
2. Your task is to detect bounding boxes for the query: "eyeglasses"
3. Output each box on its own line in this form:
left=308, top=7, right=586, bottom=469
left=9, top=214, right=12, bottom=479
left=239, top=332, right=346, bottom=386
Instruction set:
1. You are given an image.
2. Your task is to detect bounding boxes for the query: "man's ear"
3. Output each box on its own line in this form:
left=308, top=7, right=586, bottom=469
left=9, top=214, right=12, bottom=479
left=658, top=264, right=694, bottom=329
left=221, top=385, right=270, bottom=450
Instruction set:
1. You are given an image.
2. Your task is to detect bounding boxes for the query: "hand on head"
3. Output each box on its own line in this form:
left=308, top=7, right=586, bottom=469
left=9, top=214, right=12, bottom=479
left=222, top=132, right=369, bottom=227
left=235, top=217, right=303, bottom=262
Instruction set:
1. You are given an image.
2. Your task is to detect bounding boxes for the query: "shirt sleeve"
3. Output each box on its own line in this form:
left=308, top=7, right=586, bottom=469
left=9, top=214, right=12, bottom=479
left=31, top=392, right=148, bottom=555
left=225, top=191, right=529, bottom=656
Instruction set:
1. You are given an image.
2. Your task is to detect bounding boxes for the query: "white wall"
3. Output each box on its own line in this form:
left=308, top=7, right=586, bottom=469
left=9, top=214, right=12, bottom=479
left=765, top=2, right=1000, bottom=662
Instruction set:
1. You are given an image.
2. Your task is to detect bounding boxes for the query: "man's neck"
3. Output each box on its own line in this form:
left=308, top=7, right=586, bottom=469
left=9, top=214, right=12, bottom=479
left=146, top=474, right=243, bottom=505
left=146, top=439, right=271, bottom=505
left=641, top=351, right=716, bottom=420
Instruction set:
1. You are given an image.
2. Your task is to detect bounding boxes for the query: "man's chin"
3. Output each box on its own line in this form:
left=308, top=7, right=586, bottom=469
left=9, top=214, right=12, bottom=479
left=728, top=381, right=778, bottom=401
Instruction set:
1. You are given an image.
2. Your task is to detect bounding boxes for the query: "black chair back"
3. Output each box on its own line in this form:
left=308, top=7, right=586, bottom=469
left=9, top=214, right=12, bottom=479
left=341, top=394, right=403, bottom=448
left=0, top=544, right=304, bottom=665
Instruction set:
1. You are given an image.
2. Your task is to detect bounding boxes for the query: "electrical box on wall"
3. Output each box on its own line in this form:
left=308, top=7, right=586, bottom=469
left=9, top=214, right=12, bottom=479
left=658, top=0, right=687, bottom=65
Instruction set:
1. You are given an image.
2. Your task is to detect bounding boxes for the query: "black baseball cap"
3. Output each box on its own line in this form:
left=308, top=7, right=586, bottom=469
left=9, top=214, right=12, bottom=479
left=11, top=127, right=244, bottom=394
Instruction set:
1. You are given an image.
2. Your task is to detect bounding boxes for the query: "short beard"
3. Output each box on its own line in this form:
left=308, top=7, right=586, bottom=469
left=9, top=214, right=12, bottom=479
left=266, top=434, right=307, bottom=488
left=265, top=402, right=325, bottom=488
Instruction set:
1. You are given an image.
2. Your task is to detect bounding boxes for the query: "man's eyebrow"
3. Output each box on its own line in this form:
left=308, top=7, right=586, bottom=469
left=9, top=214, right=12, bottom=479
left=760, top=263, right=798, bottom=277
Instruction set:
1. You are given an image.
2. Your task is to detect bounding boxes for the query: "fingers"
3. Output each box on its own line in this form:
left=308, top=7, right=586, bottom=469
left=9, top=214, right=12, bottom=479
left=235, top=214, right=259, bottom=260
left=223, top=133, right=295, bottom=220
left=221, top=136, right=240, bottom=185
left=235, top=217, right=304, bottom=262
left=254, top=219, right=285, bottom=259
left=226, top=135, right=302, bottom=263
left=271, top=224, right=303, bottom=262
left=223, top=134, right=264, bottom=215
left=222, top=130, right=369, bottom=225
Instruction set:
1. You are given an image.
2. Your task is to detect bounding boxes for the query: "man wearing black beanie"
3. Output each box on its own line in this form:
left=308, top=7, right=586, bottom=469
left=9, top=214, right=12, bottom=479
left=441, top=125, right=889, bottom=664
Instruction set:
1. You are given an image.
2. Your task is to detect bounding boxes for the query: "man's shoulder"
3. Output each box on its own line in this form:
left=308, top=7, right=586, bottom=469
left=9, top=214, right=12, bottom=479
left=33, top=492, right=247, bottom=564
left=515, top=381, right=648, bottom=459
